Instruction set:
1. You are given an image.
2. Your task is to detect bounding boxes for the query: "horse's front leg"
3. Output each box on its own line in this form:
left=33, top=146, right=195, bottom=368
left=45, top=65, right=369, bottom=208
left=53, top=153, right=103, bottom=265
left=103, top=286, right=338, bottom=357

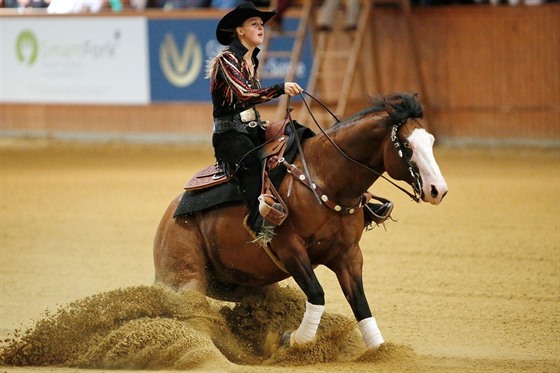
left=280, top=248, right=326, bottom=346
left=329, top=245, right=385, bottom=349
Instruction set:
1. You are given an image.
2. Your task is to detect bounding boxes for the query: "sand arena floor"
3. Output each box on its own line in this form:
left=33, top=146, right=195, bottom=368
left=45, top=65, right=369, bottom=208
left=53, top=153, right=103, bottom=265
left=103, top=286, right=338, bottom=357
left=0, top=138, right=558, bottom=372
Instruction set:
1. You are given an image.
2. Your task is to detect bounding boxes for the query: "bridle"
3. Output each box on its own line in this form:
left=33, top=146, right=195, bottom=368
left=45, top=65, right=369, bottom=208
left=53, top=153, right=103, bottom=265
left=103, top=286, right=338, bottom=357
left=390, top=123, right=423, bottom=201
left=286, top=92, right=422, bottom=204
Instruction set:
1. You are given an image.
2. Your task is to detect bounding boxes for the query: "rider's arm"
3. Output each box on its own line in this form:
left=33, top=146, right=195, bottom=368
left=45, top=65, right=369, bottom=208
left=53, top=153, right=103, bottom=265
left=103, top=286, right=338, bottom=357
left=217, top=52, right=284, bottom=105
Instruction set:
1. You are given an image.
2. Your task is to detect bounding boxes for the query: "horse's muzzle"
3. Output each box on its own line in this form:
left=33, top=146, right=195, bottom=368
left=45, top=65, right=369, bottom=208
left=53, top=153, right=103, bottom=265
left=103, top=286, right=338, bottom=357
left=424, top=181, right=448, bottom=205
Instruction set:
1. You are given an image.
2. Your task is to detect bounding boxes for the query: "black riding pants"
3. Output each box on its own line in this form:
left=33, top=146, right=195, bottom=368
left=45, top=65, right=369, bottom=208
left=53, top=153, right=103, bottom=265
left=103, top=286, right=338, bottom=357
left=212, top=126, right=266, bottom=231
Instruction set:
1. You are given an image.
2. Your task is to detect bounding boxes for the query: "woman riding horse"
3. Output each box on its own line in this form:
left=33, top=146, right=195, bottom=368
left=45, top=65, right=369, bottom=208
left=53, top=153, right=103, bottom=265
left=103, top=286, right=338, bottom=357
left=207, top=1, right=303, bottom=243
left=154, top=92, right=448, bottom=352
left=207, top=1, right=391, bottom=244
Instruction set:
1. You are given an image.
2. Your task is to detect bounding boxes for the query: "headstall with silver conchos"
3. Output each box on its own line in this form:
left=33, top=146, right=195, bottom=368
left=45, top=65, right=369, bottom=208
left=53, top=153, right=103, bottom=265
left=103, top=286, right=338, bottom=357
left=391, top=124, right=422, bottom=198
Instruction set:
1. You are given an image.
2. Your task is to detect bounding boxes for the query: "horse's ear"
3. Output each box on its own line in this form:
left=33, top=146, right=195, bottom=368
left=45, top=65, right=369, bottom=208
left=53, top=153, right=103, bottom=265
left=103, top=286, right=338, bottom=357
left=411, top=93, right=424, bottom=118
left=383, top=97, right=399, bottom=119
left=383, top=95, right=408, bottom=124
left=384, top=93, right=423, bottom=123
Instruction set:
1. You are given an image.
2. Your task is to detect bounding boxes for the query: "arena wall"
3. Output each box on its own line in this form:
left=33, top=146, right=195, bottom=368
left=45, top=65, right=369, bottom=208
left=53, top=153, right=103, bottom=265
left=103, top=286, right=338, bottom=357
left=0, top=4, right=558, bottom=146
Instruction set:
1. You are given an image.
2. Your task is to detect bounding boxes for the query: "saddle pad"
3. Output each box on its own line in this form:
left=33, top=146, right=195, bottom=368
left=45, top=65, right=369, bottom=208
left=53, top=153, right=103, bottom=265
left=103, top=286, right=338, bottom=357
left=184, top=164, right=230, bottom=192
left=174, top=182, right=243, bottom=218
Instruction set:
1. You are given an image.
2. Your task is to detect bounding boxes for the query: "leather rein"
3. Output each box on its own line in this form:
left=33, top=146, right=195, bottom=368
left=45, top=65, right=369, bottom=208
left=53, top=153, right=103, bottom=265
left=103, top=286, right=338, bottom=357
left=283, top=92, right=422, bottom=209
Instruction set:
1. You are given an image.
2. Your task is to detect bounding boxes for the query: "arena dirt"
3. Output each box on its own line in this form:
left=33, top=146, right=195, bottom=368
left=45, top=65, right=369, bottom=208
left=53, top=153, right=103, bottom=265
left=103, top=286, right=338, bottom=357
left=0, top=139, right=558, bottom=372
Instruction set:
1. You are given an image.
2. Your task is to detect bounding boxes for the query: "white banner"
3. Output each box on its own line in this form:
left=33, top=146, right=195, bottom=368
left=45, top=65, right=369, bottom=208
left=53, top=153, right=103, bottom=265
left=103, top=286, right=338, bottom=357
left=0, top=17, right=149, bottom=104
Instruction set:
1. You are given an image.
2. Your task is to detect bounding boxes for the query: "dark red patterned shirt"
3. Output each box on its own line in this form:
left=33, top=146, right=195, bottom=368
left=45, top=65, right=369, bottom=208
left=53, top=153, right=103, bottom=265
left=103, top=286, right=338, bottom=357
left=207, top=39, right=284, bottom=119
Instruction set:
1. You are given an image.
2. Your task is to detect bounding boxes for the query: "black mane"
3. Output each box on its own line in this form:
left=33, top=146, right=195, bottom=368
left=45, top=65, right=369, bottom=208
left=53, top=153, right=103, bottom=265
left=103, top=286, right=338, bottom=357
left=346, top=92, right=424, bottom=126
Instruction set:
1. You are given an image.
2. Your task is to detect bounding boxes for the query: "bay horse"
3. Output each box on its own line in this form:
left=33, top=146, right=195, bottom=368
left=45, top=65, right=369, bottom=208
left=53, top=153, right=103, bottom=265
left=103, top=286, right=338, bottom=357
left=153, top=93, right=448, bottom=351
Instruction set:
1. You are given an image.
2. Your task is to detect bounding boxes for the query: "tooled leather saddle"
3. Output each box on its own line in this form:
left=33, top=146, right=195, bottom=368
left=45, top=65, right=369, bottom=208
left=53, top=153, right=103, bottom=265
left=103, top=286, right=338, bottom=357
left=173, top=119, right=314, bottom=219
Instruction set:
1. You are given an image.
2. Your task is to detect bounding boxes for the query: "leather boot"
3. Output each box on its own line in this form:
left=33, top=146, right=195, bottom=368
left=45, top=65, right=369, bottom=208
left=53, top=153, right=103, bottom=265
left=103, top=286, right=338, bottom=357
left=236, top=169, right=263, bottom=236
left=258, top=203, right=284, bottom=244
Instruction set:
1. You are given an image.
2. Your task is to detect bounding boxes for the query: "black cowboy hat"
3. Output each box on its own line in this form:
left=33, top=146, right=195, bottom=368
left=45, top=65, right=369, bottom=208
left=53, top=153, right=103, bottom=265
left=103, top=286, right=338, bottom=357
left=216, top=1, right=277, bottom=46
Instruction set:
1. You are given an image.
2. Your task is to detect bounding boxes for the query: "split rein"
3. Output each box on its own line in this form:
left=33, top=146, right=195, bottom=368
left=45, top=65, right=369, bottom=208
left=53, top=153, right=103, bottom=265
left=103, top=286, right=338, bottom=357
left=285, top=91, right=422, bottom=204
left=237, top=91, right=422, bottom=214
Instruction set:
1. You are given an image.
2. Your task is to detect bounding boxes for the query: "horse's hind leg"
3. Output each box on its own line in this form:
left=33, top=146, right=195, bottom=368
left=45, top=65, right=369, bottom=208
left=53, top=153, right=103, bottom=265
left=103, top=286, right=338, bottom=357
left=153, top=196, right=207, bottom=293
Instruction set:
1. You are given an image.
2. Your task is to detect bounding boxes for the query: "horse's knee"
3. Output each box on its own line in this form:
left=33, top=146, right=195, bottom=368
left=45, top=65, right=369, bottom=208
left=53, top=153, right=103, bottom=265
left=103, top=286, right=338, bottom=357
left=307, top=284, right=325, bottom=305
left=285, top=259, right=326, bottom=305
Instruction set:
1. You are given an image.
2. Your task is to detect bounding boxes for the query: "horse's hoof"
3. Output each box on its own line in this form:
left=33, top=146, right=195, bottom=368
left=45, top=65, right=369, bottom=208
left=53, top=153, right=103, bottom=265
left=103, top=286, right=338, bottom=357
left=263, top=331, right=280, bottom=356
left=279, top=331, right=292, bottom=348
left=263, top=330, right=292, bottom=356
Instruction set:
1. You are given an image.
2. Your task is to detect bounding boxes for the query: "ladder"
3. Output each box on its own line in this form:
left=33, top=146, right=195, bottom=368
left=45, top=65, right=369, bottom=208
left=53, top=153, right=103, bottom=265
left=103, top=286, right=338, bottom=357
left=290, top=0, right=373, bottom=126
left=260, top=0, right=314, bottom=120
left=299, top=0, right=429, bottom=127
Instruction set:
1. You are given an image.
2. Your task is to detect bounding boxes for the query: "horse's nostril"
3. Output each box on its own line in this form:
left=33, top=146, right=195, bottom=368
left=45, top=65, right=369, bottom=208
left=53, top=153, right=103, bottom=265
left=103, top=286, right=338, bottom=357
left=431, top=185, right=438, bottom=198
left=441, top=190, right=448, bottom=200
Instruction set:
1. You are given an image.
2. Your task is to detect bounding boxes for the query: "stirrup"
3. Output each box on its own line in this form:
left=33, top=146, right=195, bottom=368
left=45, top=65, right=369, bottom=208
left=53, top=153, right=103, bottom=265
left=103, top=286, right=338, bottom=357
left=258, top=195, right=287, bottom=226
left=259, top=203, right=283, bottom=243
left=364, top=201, right=393, bottom=228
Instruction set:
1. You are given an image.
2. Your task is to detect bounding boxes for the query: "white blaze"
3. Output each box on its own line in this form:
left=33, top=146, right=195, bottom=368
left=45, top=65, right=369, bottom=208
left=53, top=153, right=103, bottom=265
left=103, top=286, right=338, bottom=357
left=408, top=128, right=448, bottom=204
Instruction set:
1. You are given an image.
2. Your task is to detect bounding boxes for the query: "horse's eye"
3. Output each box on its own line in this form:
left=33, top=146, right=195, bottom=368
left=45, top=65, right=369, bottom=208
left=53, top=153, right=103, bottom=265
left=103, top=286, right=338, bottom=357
left=403, top=142, right=413, bottom=158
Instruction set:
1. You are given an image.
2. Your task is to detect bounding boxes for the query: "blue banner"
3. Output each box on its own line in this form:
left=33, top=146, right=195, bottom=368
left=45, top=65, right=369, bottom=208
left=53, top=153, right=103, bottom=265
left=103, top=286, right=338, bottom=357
left=148, top=18, right=313, bottom=102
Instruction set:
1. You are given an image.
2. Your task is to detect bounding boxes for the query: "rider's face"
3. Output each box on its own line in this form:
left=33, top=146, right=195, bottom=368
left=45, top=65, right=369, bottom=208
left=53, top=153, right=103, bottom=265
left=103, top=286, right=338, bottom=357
left=237, top=17, right=264, bottom=48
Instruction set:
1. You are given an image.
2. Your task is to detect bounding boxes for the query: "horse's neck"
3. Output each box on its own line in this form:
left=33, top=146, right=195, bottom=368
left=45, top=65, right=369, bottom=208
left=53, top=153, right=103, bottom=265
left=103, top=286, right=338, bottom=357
left=302, top=117, right=387, bottom=205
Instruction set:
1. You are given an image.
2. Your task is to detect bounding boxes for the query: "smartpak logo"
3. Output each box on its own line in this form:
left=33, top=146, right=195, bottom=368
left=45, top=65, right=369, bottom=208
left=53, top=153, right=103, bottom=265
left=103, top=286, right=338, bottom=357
left=16, top=30, right=39, bottom=66
left=159, top=33, right=202, bottom=88
left=15, top=29, right=121, bottom=66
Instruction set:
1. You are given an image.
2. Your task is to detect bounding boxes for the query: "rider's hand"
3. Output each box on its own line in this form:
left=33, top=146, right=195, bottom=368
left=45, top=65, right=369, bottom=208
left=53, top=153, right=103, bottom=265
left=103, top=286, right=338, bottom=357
left=284, top=82, right=303, bottom=97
